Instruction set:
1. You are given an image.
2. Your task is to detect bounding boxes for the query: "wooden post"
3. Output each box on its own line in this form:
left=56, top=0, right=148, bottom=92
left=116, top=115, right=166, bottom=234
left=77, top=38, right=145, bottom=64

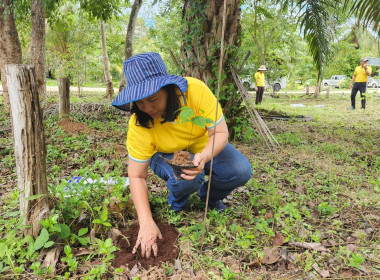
left=326, top=87, right=330, bottom=99
left=58, top=77, right=70, bottom=119
left=6, top=64, right=50, bottom=238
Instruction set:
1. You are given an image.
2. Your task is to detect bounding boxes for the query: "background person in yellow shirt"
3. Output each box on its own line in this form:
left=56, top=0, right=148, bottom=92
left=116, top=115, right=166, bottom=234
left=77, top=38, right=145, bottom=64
left=349, top=57, right=372, bottom=110
left=112, top=52, right=252, bottom=259
left=254, top=65, right=267, bottom=105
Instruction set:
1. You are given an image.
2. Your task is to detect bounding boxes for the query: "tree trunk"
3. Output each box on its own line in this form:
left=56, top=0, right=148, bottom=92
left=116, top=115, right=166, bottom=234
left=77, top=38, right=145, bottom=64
left=6, top=64, right=50, bottom=238
left=58, top=77, right=70, bottom=119
left=119, top=0, right=143, bottom=93
left=77, top=61, right=82, bottom=97
left=181, top=0, right=242, bottom=134
left=0, top=0, right=22, bottom=113
left=100, top=20, right=114, bottom=99
left=315, top=79, right=322, bottom=98
left=31, top=0, right=46, bottom=102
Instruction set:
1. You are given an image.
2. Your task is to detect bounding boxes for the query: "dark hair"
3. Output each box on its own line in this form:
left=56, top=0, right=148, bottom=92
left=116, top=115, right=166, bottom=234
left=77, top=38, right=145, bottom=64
left=131, top=84, right=181, bottom=128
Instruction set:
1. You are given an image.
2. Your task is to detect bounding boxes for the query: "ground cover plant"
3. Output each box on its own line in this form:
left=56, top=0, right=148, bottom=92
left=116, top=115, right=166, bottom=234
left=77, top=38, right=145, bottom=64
left=0, top=88, right=379, bottom=279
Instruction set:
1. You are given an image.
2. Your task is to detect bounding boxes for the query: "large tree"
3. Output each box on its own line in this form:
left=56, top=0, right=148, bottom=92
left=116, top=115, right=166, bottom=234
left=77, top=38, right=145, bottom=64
left=118, top=0, right=143, bottom=93
left=0, top=0, right=22, bottom=113
left=181, top=0, right=243, bottom=132
left=31, top=0, right=46, bottom=101
left=100, top=20, right=114, bottom=99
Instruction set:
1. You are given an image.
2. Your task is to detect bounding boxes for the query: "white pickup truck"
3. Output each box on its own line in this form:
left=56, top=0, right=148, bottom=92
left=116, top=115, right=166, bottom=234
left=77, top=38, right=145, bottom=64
left=322, top=75, right=347, bottom=88
left=241, top=75, right=286, bottom=92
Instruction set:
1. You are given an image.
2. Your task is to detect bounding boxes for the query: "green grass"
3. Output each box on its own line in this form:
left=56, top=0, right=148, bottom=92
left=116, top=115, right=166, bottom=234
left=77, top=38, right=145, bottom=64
left=0, top=90, right=379, bottom=279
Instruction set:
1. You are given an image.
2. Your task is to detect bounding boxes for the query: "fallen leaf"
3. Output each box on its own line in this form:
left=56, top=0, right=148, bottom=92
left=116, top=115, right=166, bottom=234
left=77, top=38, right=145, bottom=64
left=341, top=270, right=353, bottom=277
left=130, top=264, right=139, bottom=276
left=347, top=244, right=357, bottom=252
left=358, top=265, right=370, bottom=274
left=311, top=211, right=319, bottom=219
left=312, top=263, right=330, bottom=278
left=289, top=241, right=329, bottom=252
left=261, top=248, right=280, bottom=264
left=279, top=247, right=289, bottom=261
left=247, top=259, right=260, bottom=267
left=273, top=232, right=285, bottom=246
left=90, top=228, right=96, bottom=243
left=74, top=248, right=93, bottom=257
left=175, top=259, right=183, bottom=272
left=295, top=185, right=305, bottom=194
left=297, top=227, right=308, bottom=239
left=264, top=212, right=273, bottom=219
left=307, top=201, right=316, bottom=208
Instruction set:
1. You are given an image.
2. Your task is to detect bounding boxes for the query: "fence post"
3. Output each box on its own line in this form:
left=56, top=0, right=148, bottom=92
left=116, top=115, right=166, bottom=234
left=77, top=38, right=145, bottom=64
left=6, top=64, right=50, bottom=238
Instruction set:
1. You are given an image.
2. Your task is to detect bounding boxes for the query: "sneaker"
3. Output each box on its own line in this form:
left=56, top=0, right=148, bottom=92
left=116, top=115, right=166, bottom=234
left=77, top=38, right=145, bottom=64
left=348, top=107, right=355, bottom=110
left=208, top=200, right=227, bottom=212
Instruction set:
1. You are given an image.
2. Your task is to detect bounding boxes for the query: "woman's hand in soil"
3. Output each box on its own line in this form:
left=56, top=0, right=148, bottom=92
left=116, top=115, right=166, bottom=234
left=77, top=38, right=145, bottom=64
left=132, top=220, right=162, bottom=259
left=181, top=152, right=207, bottom=180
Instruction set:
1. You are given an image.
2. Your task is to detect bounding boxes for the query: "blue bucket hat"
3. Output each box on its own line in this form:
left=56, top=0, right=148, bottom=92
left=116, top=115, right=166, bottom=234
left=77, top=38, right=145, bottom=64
left=112, top=52, right=188, bottom=111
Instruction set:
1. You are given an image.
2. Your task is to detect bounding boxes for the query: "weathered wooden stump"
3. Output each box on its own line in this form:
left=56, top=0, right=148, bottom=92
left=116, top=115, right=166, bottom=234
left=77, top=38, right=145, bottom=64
left=6, top=64, right=50, bottom=238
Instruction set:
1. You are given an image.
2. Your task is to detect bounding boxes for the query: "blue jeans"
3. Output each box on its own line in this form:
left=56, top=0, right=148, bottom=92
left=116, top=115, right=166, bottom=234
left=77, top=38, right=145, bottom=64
left=149, top=143, right=252, bottom=211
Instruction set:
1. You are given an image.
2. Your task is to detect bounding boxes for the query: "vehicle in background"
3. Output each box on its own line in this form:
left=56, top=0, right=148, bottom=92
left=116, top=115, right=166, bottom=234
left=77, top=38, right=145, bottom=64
left=367, top=77, right=378, bottom=88
left=240, top=75, right=286, bottom=92
left=322, top=75, right=347, bottom=88
left=271, top=77, right=287, bottom=92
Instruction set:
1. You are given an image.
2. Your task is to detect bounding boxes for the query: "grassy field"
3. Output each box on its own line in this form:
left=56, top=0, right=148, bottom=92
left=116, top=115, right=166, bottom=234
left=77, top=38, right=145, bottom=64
left=0, top=89, right=379, bottom=279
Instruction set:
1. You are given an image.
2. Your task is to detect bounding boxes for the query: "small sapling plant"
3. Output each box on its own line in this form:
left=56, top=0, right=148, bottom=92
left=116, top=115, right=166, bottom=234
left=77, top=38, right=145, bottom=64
left=164, top=106, right=215, bottom=179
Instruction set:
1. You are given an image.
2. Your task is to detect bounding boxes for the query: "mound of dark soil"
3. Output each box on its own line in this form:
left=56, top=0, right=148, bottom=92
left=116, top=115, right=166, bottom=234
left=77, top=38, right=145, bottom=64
left=113, top=221, right=179, bottom=269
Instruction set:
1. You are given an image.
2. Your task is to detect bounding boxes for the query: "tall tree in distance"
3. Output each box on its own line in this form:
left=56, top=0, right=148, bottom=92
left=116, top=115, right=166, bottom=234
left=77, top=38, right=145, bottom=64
left=31, top=0, right=46, bottom=101
left=0, top=0, right=22, bottom=114
left=100, top=20, right=114, bottom=99
left=119, top=0, right=143, bottom=93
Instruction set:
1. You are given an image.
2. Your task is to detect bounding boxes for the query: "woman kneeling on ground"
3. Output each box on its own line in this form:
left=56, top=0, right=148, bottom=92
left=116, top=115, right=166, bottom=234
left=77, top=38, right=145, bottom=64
left=112, top=52, right=252, bottom=259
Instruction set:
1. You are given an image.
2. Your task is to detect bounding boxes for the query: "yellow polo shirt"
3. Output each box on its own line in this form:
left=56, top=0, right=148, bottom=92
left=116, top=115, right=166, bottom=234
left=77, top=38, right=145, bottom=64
left=127, top=77, right=224, bottom=163
left=255, top=72, right=265, bottom=87
left=354, top=66, right=372, bottom=82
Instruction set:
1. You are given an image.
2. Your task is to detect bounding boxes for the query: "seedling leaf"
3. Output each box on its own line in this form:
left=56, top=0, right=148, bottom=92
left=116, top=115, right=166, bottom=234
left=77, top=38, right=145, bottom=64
left=44, top=241, right=55, bottom=248
left=179, top=107, right=194, bottom=123
left=34, top=228, right=49, bottom=250
left=59, top=224, right=71, bottom=239
left=191, top=116, right=215, bottom=128
left=78, top=228, right=88, bottom=237
left=25, top=194, right=46, bottom=201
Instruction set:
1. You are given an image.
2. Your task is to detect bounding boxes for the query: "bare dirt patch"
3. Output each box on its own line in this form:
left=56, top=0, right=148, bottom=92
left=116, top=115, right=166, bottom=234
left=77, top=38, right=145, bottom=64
left=113, top=220, right=179, bottom=269
left=58, top=119, right=91, bottom=134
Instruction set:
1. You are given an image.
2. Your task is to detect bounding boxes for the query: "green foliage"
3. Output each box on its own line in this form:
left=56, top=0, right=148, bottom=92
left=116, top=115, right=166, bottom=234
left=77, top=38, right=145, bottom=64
left=318, top=202, right=338, bottom=216
left=179, top=106, right=214, bottom=128
left=349, top=253, right=365, bottom=269
left=78, top=0, right=125, bottom=21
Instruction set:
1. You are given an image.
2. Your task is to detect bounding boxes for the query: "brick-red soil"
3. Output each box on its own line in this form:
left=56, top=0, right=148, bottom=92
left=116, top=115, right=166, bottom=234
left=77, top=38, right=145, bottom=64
left=113, top=221, right=179, bottom=269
